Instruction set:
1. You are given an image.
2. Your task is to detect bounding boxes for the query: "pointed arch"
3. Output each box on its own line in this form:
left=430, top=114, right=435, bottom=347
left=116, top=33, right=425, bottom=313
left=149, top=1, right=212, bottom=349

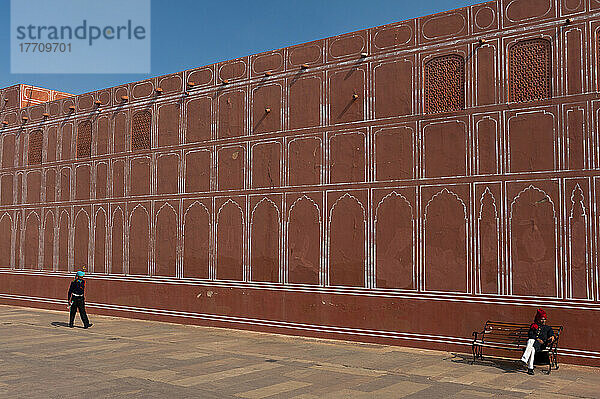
left=129, top=205, right=150, bottom=275
left=375, top=192, right=414, bottom=289
left=477, top=188, right=500, bottom=294
left=424, top=188, right=468, bottom=292
left=58, top=211, right=70, bottom=271
left=509, top=185, right=557, bottom=218
left=111, top=207, right=124, bottom=274
left=0, top=213, right=12, bottom=268
left=216, top=200, right=244, bottom=281
left=568, top=184, right=589, bottom=299
left=24, top=212, right=40, bottom=269
left=183, top=201, right=210, bottom=278
left=155, top=203, right=178, bottom=277
left=13, top=212, right=21, bottom=269
left=43, top=211, right=54, bottom=270
left=288, top=195, right=321, bottom=285
left=509, top=185, right=557, bottom=297
left=251, top=198, right=280, bottom=283
left=74, top=210, right=90, bottom=270
left=329, top=193, right=366, bottom=287
left=95, top=208, right=107, bottom=274
left=14, top=211, right=23, bottom=269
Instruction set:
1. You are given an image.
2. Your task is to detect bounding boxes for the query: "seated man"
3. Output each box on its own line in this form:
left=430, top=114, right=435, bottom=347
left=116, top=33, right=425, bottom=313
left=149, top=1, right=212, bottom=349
left=521, top=308, right=554, bottom=375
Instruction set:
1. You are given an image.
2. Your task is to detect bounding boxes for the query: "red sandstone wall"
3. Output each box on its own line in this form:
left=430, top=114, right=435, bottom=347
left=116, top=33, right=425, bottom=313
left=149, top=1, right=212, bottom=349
left=0, top=85, right=72, bottom=111
left=1, top=0, right=600, bottom=366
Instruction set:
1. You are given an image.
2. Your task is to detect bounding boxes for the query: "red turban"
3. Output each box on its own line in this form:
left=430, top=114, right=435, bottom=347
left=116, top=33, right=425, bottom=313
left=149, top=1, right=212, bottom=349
left=535, top=308, right=547, bottom=322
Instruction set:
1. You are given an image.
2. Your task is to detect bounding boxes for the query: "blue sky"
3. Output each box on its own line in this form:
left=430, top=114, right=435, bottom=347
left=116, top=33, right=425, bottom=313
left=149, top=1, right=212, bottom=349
left=0, top=0, right=483, bottom=95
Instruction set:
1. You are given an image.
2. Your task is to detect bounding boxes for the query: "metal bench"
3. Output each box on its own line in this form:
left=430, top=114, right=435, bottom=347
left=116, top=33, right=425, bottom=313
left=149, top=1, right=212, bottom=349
left=472, top=321, right=563, bottom=374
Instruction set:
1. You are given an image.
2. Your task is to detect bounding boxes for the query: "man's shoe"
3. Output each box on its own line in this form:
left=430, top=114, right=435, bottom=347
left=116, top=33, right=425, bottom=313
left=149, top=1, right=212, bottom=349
left=84, top=323, right=93, bottom=329
left=527, top=368, right=534, bottom=375
left=68, top=324, right=74, bottom=328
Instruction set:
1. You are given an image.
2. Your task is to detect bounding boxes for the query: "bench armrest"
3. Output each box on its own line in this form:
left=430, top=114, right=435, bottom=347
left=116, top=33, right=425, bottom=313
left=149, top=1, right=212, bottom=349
left=548, top=331, right=561, bottom=349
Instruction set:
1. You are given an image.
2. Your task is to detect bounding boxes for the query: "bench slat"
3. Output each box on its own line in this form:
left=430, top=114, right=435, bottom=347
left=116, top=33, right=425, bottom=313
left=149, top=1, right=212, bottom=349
left=474, top=322, right=563, bottom=350
left=474, top=341, right=551, bottom=353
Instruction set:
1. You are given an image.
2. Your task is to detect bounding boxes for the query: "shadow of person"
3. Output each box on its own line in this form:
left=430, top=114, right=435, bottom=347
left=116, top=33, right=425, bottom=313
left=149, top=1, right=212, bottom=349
left=447, top=352, right=527, bottom=374
left=51, top=321, right=84, bottom=329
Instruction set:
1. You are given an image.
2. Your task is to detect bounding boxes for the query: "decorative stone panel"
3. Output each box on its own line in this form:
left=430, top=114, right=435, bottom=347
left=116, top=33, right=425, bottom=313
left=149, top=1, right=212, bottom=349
left=509, top=39, right=552, bottom=102
left=28, top=130, right=43, bottom=165
left=131, top=110, right=152, bottom=151
left=76, top=121, right=92, bottom=158
left=424, top=55, right=465, bottom=114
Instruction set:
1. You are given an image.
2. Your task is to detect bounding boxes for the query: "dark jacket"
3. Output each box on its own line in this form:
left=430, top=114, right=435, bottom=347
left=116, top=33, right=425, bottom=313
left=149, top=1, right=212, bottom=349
left=68, top=279, right=85, bottom=301
left=528, top=323, right=554, bottom=351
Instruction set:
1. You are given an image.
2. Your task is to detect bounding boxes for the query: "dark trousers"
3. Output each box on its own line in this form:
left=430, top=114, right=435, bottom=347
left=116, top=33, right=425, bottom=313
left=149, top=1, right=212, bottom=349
left=69, top=297, right=90, bottom=326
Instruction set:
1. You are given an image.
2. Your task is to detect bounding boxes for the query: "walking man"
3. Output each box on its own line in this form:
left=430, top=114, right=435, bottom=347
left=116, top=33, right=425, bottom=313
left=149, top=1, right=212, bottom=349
left=68, top=271, right=93, bottom=328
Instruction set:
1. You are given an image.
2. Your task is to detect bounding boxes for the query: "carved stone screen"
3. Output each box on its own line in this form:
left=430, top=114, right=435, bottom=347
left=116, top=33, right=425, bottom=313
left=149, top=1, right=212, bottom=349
left=1, top=0, right=600, bottom=367
left=131, top=110, right=152, bottom=151
left=424, top=54, right=465, bottom=114
left=509, top=39, right=552, bottom=102
left=76, top=121, right=92, bottom=158
left=28, top=130, right=43, bottom=165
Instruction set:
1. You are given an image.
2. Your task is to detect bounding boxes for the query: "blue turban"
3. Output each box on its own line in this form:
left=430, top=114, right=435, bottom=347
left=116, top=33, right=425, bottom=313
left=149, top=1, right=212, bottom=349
left=76, top=271, right=85, bottom=277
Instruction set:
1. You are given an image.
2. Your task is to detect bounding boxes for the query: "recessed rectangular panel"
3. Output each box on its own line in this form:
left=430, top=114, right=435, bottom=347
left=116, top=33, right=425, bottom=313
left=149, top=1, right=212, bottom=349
left=289, top=76, right=321, bottom=130
left=186, top=97, right=211, bottom=143
left=329, top=68, right=365, bottom=124
left=185, top=151, right=211, bottom=193
left=424, top=120, right=467, bottom=177
left=218, top=146, right=244, bottom=190
left=252, top=84, right=282, bottom=134
left=218, top=90, right=246, bottom=138
left=252, top=142, right=280, bottom=188
left=375, top=60, right=412, bottom=118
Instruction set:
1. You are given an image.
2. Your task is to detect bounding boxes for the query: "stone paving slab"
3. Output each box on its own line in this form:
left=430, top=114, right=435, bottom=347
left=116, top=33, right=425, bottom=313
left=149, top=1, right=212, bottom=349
left=0, top=304, right=599, bottom=398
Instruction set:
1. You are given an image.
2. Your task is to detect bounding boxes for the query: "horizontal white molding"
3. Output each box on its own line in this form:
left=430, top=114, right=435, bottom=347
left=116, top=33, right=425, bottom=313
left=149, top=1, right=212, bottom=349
left=2, top=270, right=600, bottom=311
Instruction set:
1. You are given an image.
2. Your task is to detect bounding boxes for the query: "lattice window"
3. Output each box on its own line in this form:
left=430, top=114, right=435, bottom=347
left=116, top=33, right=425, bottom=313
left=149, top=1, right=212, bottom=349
left=509, top=38, right=552, bottom=102
left=28, top=130, right=43, bottom=165
left=76, top=121, right=92, bottom=158
left=131, top=110, right=152, bottom=151
left=424, top=54, right=465, bottom=114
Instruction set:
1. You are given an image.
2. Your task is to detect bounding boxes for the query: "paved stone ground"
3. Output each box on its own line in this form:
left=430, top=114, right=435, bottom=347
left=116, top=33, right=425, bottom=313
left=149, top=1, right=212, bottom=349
left=1, top=304, right=599, bottom=398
